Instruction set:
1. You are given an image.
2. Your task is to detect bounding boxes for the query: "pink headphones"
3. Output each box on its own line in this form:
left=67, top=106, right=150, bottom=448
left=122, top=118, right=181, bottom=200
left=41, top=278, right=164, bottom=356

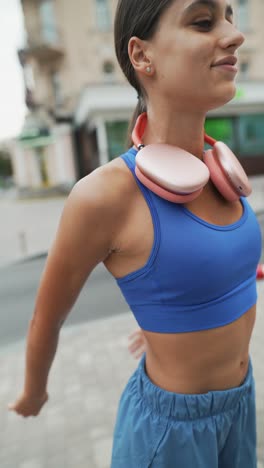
left=132, top=113, right=252, bottom=203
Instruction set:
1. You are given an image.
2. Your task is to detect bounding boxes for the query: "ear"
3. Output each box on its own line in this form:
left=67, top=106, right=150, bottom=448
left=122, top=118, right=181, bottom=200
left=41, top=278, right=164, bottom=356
left=128, top=36, right=154, bottom=77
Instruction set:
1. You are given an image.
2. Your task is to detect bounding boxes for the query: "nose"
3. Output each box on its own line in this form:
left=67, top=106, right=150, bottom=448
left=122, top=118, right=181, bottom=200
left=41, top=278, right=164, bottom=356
left=218, top=23, right=245, bottom=51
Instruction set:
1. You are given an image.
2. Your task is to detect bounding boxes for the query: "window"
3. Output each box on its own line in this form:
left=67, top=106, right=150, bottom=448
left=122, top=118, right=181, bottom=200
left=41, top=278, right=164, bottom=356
left=95, top=0, right=111, bottom=31
left=24, top=64, right=35, bottom=91
left=205, top=115, right=264, bottom=159
left=240, top=61, right=249, bottom=80
left=103, top=61, right=114, bottom=74
left=51, top=72, right=63, bottom=106
left=237, top=0, right=249, bottom=31
left=106, top=121, right=129, bottom=160
left=102, top=60, right=115, bottom=82
left=24, top=64, right=36, bottom=108
left=39, top=0, right=58, bottom=43
left=204, top=118, right=235, bottom=151
left=238, top=115, right=264, bottom=157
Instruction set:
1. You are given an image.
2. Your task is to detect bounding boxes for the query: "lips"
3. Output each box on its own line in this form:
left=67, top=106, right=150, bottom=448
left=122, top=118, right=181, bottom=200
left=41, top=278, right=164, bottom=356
left=212, top=56, right=238, bottom=67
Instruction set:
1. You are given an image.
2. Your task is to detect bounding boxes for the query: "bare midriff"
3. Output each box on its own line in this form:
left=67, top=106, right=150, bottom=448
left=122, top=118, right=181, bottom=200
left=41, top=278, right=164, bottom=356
left=143, top=304, right=256, bottom=394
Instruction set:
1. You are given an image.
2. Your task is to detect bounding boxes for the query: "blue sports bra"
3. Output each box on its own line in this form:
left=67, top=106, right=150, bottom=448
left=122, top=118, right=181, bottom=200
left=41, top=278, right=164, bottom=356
left=116, top=148, right=262, bottom=333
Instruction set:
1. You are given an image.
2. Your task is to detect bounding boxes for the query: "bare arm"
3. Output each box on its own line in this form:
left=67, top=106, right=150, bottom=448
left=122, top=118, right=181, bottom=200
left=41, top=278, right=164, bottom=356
left=9, top=165, right=126, bottom=415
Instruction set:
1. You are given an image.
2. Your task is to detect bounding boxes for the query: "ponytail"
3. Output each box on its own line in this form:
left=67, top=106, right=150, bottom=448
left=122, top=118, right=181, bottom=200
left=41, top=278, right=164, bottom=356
left=127, top=95, right=147, bottom=148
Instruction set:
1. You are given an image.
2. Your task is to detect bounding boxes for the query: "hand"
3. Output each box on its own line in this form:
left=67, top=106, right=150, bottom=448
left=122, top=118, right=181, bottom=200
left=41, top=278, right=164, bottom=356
left=8, top=391, right=48, bottom=417
left=128, top=328, right=147, bottom=360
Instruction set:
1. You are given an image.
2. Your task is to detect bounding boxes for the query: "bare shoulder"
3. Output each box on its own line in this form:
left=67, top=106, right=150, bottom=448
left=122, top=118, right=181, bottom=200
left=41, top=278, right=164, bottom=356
left=57, top=156, right=136, bottom=257
left=44, top=156, right=136, bottom=281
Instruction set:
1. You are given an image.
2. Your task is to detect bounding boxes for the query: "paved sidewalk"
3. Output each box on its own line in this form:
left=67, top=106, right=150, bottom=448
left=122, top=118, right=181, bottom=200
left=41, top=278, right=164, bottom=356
left=0, top=283, right=264, bottom=468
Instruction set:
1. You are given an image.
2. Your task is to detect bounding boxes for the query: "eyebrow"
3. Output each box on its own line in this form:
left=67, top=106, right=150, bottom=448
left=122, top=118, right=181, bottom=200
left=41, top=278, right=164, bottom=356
left=183, top=0, right=234, bottom=17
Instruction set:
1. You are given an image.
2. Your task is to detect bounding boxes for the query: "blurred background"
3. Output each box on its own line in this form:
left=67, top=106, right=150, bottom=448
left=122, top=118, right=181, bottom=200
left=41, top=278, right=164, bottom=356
left=0, top=0, right=264, bottom=467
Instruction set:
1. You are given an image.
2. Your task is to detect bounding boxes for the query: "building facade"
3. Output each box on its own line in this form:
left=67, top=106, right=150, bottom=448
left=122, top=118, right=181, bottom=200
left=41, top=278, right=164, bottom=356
left=15, top=0, right=264, bottom=191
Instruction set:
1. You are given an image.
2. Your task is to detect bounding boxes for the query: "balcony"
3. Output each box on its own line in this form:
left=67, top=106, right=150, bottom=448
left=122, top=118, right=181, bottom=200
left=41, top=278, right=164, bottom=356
left=18, top=28, right=64, bottom=64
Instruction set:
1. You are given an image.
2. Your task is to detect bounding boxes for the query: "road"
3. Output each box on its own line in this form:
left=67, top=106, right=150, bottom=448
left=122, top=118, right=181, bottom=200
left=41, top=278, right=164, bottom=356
left=0, top=257, right=128, bottom=348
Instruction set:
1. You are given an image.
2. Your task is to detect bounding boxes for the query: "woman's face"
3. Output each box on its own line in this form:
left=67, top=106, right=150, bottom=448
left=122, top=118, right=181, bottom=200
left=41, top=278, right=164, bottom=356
left=146, top=0, right=245, bottom=111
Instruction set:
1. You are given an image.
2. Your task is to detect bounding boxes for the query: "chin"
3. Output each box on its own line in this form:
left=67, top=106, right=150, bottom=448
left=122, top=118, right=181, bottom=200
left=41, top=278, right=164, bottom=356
left=207, top=84, right=237, bottom=110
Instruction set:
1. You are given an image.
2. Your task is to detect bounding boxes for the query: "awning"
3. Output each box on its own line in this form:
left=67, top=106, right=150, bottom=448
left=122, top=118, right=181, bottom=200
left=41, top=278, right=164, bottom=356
left=18, top=135, right=54, bottom=149
left=74, top=84, right=137, bottom=127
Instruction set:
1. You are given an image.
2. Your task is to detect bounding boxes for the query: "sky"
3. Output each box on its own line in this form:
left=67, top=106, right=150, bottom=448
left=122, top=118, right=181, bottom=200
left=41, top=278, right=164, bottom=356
left=0, top=0, right=26, bottom=142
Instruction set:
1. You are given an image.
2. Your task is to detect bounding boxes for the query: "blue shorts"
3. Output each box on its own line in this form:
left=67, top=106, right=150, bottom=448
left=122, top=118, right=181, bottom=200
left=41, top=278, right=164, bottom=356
left=111, top=356, right=257, bottom=468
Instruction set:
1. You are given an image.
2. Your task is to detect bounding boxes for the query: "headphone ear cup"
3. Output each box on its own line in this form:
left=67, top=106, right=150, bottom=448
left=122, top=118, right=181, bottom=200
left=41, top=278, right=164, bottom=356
left=135, top=166, right=203, bottom=203
left=203, top=149, right=240, bottom=202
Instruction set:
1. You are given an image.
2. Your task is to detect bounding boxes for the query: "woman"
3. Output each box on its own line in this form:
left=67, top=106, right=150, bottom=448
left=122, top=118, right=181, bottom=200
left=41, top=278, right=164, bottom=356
left=10, top=0, right=262, bottom=466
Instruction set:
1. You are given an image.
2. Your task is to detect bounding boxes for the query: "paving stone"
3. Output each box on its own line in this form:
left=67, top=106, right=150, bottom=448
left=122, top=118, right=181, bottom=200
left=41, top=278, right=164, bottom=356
left=19, top=459, right=44, bottom=468
left=93, top=436, right=113, bottom=468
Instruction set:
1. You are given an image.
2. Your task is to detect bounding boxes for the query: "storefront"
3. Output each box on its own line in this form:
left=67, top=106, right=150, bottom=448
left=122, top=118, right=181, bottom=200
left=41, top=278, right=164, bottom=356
left=11, top=110, right=77, bottom=193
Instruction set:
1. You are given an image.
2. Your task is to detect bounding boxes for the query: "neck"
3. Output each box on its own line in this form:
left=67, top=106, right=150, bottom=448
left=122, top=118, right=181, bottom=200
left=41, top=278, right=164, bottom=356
left=142, top=104, right=207, bottom=160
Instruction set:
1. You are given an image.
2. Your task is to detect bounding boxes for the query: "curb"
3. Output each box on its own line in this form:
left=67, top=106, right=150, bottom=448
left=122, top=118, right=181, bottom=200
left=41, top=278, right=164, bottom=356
left=17, top=252, right=48, bottom=263
left=0, top=252, right=47, bottom=270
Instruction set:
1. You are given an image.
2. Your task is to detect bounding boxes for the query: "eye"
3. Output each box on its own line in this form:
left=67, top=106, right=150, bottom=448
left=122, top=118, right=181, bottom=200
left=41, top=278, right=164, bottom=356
left=193, top=19, right=213, bottom=30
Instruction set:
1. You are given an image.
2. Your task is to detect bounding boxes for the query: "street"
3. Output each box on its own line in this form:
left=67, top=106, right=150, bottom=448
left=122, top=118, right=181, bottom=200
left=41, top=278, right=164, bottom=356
left=0, top=257, right=128, bottom=348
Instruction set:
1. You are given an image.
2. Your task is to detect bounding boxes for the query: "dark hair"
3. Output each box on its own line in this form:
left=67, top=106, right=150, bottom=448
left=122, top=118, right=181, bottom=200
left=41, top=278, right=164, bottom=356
left=114, top=0, right=175, bottom=145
